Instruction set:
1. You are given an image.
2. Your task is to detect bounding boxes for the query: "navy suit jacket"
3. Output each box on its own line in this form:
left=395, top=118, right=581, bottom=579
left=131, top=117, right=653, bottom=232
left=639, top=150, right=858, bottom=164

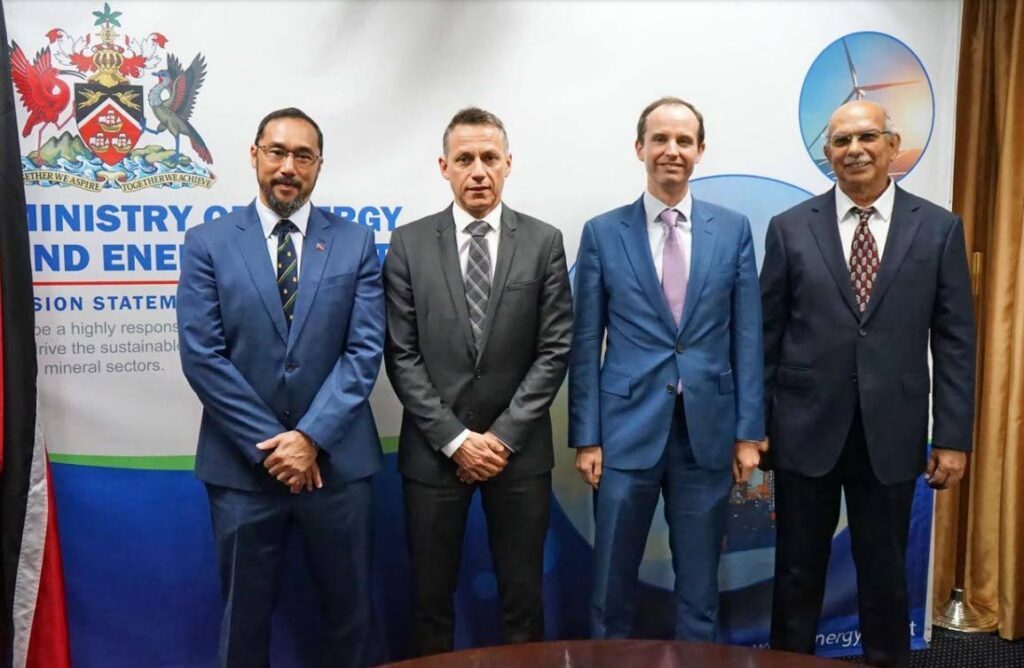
left=177, top=202, right=384, bottom=492
left=761, top=186, right=975, bottom=484
left=569, top=196, right=765, bottom=472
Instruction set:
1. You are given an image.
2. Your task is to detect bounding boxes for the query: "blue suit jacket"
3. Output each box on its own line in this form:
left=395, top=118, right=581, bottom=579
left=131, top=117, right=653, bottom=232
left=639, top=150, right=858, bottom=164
left=177, top=202, right=384, bottom=491
left=569, top=196, right=765, bottom=471
left=761, top=187, right=975, bottom=484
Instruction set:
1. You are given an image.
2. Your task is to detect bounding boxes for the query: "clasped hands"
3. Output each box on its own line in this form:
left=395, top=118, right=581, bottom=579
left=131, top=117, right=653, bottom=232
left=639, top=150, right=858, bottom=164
left=257, top=430, right=323, bottom=494
left=453, top=431, right=509, bottom=484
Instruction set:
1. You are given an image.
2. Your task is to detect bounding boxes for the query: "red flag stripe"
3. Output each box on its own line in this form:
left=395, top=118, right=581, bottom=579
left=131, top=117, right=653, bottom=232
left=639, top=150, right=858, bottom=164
left=10, top=413, right=69, bottom=668
left=25, top=461, right=70, bottom=668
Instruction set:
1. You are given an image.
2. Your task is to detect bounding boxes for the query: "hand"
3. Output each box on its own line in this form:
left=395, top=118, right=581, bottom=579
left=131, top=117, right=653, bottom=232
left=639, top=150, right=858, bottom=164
left=451, top=432, right=508, bottom=483
left=286, top=461, right=324, bottom=494
left=733, top=440, right=763, bottom=483
left=575, top=446, right=603, bottom=489
left=926, top=448, right=967, bottom=490
left=456, top=466, right=481, bottom=484
left=457, top=432, right=511, bottom=484
left=257, top=430, right=320, bottom=489
left=483, top=431, right=511, bottom=463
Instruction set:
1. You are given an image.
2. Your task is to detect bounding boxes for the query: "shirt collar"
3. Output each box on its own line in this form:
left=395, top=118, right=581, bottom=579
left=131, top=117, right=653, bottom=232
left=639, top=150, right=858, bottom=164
left=644, top=189, right=693, bottom=227
left=256, top=197, right=312, bottom=238
left=453, top=201, right=503, bottom=234
left=835, top=179, right=895, bottom=223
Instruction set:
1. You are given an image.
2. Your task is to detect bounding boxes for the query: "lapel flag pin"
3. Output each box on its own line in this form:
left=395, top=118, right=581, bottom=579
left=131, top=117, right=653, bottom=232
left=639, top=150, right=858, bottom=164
left=316, top=241, right=325, bottom=252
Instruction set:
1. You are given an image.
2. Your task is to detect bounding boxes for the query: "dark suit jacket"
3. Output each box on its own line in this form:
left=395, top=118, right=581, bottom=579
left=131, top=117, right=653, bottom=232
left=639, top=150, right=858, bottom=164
left=383, top=204, right=573, bottom=486
left=177, top=203, right=385, bottom=491
left=761, top=186, right=975, bottom=484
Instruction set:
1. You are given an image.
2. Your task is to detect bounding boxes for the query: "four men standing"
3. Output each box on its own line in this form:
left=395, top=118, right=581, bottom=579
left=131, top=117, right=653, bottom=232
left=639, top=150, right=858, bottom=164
left=178, top=99, right=973, bottom=666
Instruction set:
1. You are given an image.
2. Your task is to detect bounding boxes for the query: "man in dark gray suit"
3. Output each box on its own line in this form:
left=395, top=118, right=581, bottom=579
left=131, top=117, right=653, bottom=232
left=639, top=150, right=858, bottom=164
left=762, top=100, right=975, bottom=668
left=383, top=107, right=573, bottom=656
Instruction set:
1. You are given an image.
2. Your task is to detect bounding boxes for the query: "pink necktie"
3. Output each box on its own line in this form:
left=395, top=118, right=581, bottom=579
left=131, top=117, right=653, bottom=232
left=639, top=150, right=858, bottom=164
left=660, top=208, right=687, bottom=327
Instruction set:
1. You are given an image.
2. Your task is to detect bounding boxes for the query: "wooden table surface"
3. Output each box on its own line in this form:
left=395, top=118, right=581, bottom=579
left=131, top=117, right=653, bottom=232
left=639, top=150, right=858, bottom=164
left=379, top=639, right=860, bottom=667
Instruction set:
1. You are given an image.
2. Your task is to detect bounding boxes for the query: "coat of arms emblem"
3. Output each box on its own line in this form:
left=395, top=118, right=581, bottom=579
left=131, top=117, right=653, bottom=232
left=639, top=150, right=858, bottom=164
left=10, top=3, right=216, bottom=191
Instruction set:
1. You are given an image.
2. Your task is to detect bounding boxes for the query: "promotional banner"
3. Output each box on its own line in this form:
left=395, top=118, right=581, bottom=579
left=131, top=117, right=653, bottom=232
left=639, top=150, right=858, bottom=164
left=6, top=1, right=961, bottom=665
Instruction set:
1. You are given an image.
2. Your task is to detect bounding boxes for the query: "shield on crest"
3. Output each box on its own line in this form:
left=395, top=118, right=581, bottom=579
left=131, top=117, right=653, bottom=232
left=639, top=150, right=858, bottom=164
left=75, top=83, right=145, bottom=166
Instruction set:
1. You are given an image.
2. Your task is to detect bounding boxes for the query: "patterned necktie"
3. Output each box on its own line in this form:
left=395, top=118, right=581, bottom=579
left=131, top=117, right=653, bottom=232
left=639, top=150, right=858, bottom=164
left=464, top=220, right=492, bottom=350
left=274, top=219, right=299, bottom=328
left=660, top=208, right=688, bottom=327
left=848, top=206, right=879, bottom=313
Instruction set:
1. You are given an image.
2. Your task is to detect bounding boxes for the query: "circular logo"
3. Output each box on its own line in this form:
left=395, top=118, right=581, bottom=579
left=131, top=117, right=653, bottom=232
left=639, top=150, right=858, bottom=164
left=799, top=32, right=934, bottom=181
left=556, top=175, right=813, bottom=593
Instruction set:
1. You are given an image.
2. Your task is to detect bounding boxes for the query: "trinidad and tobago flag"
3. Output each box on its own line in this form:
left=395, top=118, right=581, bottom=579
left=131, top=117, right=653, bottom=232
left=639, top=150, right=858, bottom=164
left=0, top=4, right=71, bottom=667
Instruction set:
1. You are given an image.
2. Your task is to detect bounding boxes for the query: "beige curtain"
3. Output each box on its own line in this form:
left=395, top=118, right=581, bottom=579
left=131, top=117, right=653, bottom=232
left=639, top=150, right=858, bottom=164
left=933, top=0, right=1024, bottom=640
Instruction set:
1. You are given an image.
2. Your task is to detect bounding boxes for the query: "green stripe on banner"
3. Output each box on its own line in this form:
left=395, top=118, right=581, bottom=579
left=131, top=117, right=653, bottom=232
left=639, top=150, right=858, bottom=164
left=49, top=436, right=401, bottom=469
left=48, top=454, right=197, bottom=470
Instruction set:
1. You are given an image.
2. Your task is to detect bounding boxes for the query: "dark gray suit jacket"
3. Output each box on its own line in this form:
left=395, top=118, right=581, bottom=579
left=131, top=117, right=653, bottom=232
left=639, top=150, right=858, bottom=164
left=761, top=186, right=975, bottom=484
left=383, top=204, right=573, bottom=486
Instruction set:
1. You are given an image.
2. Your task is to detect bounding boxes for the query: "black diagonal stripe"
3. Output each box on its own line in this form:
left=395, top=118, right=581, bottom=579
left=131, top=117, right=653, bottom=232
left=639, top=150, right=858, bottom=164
left=0, top=4, right=41, bottom=651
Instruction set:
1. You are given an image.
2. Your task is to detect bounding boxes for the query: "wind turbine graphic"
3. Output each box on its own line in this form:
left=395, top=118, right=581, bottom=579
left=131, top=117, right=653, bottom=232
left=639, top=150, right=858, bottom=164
left=807, top=37, right=922, bottom=174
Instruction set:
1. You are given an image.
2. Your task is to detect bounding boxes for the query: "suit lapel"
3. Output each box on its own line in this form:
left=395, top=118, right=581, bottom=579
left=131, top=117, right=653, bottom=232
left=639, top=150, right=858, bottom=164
left=677, top=200, right=717, bottom=337
left=436, top=208, right=476, bottom=358
left=619, top=197, right=677, bottom=334
left=475, top=206, right=518, bottom=362
left=235, top=203, right=288, bottom=343
left=807, top=190, right=861, bottom=320
left=287, top=206, right=333, bottom=347
left=861, top=186, right=923, bottom=325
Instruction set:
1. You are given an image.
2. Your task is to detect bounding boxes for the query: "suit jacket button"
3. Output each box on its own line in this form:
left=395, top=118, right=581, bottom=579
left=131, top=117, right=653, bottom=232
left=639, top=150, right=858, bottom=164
left=851, top=374, right=858, bottom=384
left=285, top=362, right=297, bottom=372
left=666, top=384, right=675, bottom=394
left=675, top=343, right=685, bottom=354
left=474, top=369, right=482, bottom=380
left=859, top=329, right=867, bottom=337
left=284, top=410, right=292, bottom=418
left=467, top=411, right=475, bottom=420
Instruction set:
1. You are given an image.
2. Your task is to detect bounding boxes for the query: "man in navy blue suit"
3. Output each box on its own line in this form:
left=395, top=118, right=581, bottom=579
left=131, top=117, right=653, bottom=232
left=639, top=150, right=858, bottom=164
left=569, top=97, right=765, bottom=641
left=177, top=108, right=384, bottom=668
left=762, top=100, right=975, bottom=668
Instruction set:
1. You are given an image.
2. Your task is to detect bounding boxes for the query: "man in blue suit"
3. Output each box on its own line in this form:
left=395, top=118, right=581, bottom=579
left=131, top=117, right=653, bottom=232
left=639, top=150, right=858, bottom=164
left=177, top=108, right=384, bottom=668
left=569, top=97, right=765, bottom=641
left=763, top=101, right=974, bottom=668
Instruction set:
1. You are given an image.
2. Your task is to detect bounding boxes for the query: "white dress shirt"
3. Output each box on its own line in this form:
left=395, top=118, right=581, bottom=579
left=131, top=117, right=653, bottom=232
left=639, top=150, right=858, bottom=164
left=835, top=179, right=895, bottom=264
left=442, top=202, right=509, bottom=458
left=255, top=198, right=311, bottom=273
left=644, top=189, right=693, bottom=283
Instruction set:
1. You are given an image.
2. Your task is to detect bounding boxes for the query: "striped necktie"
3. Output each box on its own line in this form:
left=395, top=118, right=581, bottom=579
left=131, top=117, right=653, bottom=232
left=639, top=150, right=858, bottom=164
left=274, top=219, right=299, bottom=327
left=464, top=219, right=491, bottom=351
